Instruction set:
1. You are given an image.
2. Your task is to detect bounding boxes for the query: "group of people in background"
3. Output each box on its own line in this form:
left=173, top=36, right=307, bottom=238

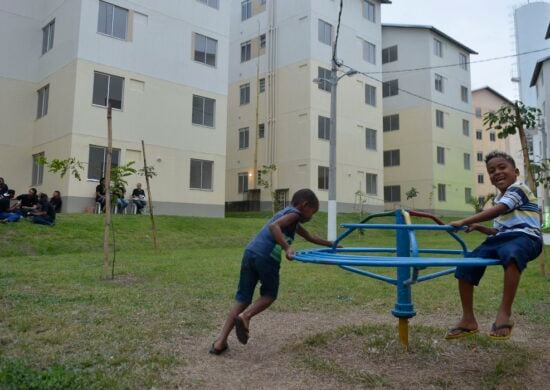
left=0, top=177, right=61, bottom=226
left=95, top=179, right=147, bottom=215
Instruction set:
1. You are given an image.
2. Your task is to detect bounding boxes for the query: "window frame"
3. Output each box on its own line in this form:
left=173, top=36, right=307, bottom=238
left=190, top=158, right=214, bottom=190
left=465, top=187, right=472, bottom=203
left=476, top=130, right=483, bottom=140
left=462, top=119, right=470, bottom=136
left=192, top=94, right=216, bottom=127
left=381, top=45, right=398, bottom=64
left=383, top=149, right=400, bottom=167
left=238, top=172, right=249, bottom=193
left=238, top=127, right=250, bottom=149
left=365, top=83, right=376, bottom=107
left=42, top=19, right=55, bottom=55
left=435, top=73, right=444, bottom=93
left=461, top=86, right=469, bottom=103
left=318, top=166, right=329, bottom=190
left=197, top=0, right=219, bottom=9
left=437, top=183, right=446, bottom=202
left=384, top=185, right=401, bottom=202
left=459, top=53, right=468, bottom=70
left=363, top=0, right=375, bottom=22
left=317, top=67, right=332, bottom=92
left=382, top=79, right=398, bottom=98
left=363, top=40, right=376, bottom=65
left=365, top=128, right=377, bottom=151
left=258, top=123, right=265, bottom=138
left=383, top=114, right=399, bottom=132
left=32, top=152, right=45, bottom=186
left=366, top=173, right=377, bottom=195
left=92, top=71, right=125, bottom=110
left=436, top=109, right=444, bottom=128
left=241, top=0, right=252, bottom=21
left=239, top=83, right=251, bottom=105
left=477, top=174, right=484, bottom=184
left=87, top=145, right=121, bottom=181
left=436, top=146, right=445, bottom=165
left=464, top=153, right=471, bottom=170
left=37, top=85, right=50, bottom=119
left=193, top=32, right=218, bottom=67
left=240, top=41, right=252, bottom=62
left=433, top=38, right=443, bottom=57
left=318, top=115, right=330, bottom=140
left=97, top=0, right=129, bottom=40
left=259, top=78, right=266, bottom=93
left=318, top=19, right=332, bottom=46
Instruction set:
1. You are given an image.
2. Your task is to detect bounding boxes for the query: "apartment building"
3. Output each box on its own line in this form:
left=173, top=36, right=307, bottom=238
left=226, top=0, right=390, bottom=212
left=471, top=87, right=523, bottom=203
left=381, top=24, right=476, bottom=214
left=0, top=0, right=229, bottom=216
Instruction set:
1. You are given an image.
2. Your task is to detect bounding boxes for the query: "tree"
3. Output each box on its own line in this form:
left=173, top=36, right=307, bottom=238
left=257, top=164, right=277, bottom=212
left=354, top=189, right=367, bottom=217
left=483, top=101, right=541, bottom=191
left=467, top=194, right=495, bottom=213
left=405, top=187, right=419, bottom=209
left=38, top=156, right=84, bottom=181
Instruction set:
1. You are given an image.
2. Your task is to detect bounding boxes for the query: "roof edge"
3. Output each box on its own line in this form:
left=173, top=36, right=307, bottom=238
left=471, top=86, right=514, bottom=105
left=530, top=56, right=550, bottom=87
left=382, top=23, right=478, bottom=54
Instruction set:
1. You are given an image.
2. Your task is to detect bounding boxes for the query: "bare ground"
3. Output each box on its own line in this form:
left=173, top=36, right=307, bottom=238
left=167, top=309, right=550, bottom=389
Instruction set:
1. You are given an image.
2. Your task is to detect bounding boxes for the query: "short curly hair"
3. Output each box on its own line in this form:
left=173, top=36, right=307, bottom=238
left=484, top=151, right=516, bottom=168
left=291, top=189, right=319, bottom=208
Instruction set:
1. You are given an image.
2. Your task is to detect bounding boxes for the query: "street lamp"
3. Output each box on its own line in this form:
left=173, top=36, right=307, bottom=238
left=313, top=68, right=358, bottom=240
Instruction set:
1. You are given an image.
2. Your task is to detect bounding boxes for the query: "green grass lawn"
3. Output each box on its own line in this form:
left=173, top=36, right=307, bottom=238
left=1, top=212, right=549, bottom=388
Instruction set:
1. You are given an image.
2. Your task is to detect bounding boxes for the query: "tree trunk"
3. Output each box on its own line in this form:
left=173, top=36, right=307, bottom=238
left=515, top=104, right=536, bottom=191
left=103, top=105, right=113, bottom=279
left=141, top=140, right=159, bottom=251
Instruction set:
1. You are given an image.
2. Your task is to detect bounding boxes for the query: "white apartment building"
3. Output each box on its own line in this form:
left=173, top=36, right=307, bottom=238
left=0, top=0, right=230, bottom=216
left=381, top=24, right=477, bottom=214
left=225, top=0, right=390, bottom=212
left=471, top=87, right=522, bottom=204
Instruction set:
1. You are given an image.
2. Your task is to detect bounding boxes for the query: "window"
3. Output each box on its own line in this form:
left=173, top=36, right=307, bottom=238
left=384, top=185, right=401, bottom=202
left=365, top=128, right=377, bottom=150
left=241, top=0, right=252, bottom=21
left=464, top=153, right=471, bottom=170
left=240, top=83, right=250, bottom=105
left=477, top=173, right=484, bottom=184
left=462, top=119, right=470, bottom=136
left=365, top=84, right=376, bottom=106
left=32, top=153, right=45, bottom=186
left=318, top=115, right=330, bottom=140
left=317, top=67, right=332, bottom=92
left=363, top=40, right=376, bottom=64
left=197, top=0, right=219, bottom=9
left=436, top=110, right=444, bottom=128
left=476, top=130, right=482, bottom=140
left=366, top=173, right=377, bottom=195
left=97, top=1, right=128, bottom=40
left=363, top=0, right=375, bottom=22
left=475, top=107, right=482, bottom=118
left=87, top=145, right=121, bottom=180
left=433, top=38, right=443, bottom=57
left=192, top=95, right=216, bottom=127
left=258, top=123, right=265, bottom=138
left=318, top=166, right=329, bottom=190
left=318, top=19, right=332, bottom=45
left=238, top=172, right=249, bottom=193
left=382, top=79, right=398, bottom=97
left=239, top=127, right=249, bottom=149
left=465, top=187, right=472, bottom=203
left=437, top=146, right=445, bottom=164
left=383, top=149, right=400, bottom=167
left=240, top=41, right=251, bottom=62
left=194, top=33, right=217, bottom=67
left=459, top=53, right=468, bottom=70
left=477, top=152, right=483, bottom=162
left=490, top=132, right=496, bottom=142
left=36, top=85, right=49, bottom=119
left=435, top=74, right=444, bottom=92
left=437, top=184, right=446, bottom=202
left=92, top=72, right=124, bottom=109
left=260, top=33, right=266, bottom=49
left=461, top=86, right=469, bottom=103
left=190, top=159, right=213, bottom=190
left=259, top=78, right=265, bottom=93
left=383, top=114, right=399, bottom=132
left=382, top=45, right=398, bottom=64
left=42, top=19, right=55, bottom=54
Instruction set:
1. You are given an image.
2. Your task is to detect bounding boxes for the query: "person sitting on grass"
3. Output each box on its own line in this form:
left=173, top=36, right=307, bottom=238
left=96, top=178, right=106, bottom=212
left=14, top=187, right=38, bottom=217
left=50, top=190, right=63, bottom=213
left=29, top=193, right=56, bottom=226
left=210, top=188, right=334, bottom=355
left=0, top=190, right=19, bottom=223
left=131, top=183, right=146, bottom=214
left=446, top=151, right=542, bottom=341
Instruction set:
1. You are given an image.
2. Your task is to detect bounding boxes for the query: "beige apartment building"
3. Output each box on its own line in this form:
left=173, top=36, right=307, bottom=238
left=471, top=87, right=522, bottom=204
left=381, top=24, right=477, bottom=214
left=226, top=0, right=390, bottom=212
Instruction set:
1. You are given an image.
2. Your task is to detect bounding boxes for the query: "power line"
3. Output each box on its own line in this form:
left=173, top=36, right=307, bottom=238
left=332, top=0, right=344, bottom=65
left=365, top=47, right=550, bottom=75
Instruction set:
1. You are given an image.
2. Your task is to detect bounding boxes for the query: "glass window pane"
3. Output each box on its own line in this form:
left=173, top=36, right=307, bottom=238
left=113, top=6, right=128, bottom=39
left=49, top=21, right=55, bottom=50
left=108, top=75, right=124, bottom=109
left=88, top=146, right=105, bottom=180
left=37, top=89, right=44, bottom=118
left=206, top=37, right=217, bottom=66
left=203, top=161, right=213, bottom=189
left=190, top=160, right=201, bottom=188
left=194, top=34, right=206, bottom=63
left=98, top=1, right=113, bottom=35
left=93, top=72, right=109, bottom=106
left=42, top=26, right=49, bottom=54
left=192, top=96, right=204, bottom=125
left=43, top=86, right=49, bottom=116
left=204, top=98, right=215, bottom=127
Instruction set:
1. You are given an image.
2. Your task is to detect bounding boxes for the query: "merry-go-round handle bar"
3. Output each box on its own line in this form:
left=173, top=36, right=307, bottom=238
left=340, top=223, right=464, bottom=231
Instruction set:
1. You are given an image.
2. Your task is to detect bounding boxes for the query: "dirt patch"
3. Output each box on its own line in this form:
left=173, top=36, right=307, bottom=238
left=166, top=310, right=550, bottom=389
left=103, top=273, right=142, bottom=285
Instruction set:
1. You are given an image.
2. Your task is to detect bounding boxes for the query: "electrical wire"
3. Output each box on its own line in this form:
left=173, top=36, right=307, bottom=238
left=332, top=0, right=344, bottom=66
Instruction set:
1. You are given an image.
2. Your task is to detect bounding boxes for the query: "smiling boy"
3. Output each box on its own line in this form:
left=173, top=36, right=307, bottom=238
left=446, top=151, right=542, bottom=340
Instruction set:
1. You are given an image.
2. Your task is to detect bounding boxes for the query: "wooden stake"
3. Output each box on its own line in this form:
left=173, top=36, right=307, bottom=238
left=141, top=140, right=159, bottom=251
left=103, top=104, right=113, bottom=279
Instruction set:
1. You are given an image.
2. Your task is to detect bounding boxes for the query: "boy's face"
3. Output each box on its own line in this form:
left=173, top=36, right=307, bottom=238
left=486, top=157, right=519, bottom=193
left=299, top=203, right=318, bottom=222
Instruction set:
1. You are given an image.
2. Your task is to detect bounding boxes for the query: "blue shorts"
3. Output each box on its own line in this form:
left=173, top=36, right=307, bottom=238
left=455, top=232, right=542, bottom=286
left=235, top=250, right=280, bottom=304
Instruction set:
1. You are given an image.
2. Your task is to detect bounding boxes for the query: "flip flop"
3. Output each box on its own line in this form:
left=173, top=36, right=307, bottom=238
left=489, top=322, right=514, bottom=340
left=209, top=342, right=228, bottom=355
left=234, top=316, right=249, bottom=345
left=445, top=327, right=479, bottom=340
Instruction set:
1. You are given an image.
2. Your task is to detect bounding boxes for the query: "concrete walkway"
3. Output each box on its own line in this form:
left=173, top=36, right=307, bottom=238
left=544, top=233, right=550, bottom=245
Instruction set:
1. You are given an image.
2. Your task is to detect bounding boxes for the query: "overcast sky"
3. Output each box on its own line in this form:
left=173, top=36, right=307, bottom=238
left=380, top=0, right=540, bottom=101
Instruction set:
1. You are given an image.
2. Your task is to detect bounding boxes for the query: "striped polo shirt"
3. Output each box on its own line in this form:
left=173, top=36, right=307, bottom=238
left=493, top=180, right=541, bottom=239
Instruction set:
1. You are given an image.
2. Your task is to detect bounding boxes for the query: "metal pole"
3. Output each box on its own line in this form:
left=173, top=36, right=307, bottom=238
left=328, top=62, right=338, bottom=241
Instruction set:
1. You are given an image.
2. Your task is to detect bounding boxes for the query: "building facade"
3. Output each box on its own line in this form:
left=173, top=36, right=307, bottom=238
left=381, top=24, right=477, bottom=214
left=225, top=0, right=390, bottom=212
left=0, top=0, right=230, bottom=216
left=471, top=87, right=522, bottom=204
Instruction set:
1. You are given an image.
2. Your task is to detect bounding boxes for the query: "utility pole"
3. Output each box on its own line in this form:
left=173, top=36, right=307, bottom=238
left=327, top=58, right=338, bottom=241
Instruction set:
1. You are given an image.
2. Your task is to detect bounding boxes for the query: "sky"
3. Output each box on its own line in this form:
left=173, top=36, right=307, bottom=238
left=380, top=0, right=544, bottom=101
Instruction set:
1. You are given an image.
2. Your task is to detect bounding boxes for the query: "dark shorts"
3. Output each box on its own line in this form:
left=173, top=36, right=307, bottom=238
left=235, top=250, right=280, bottom=304
left=455, top=232, right=542, bottom=286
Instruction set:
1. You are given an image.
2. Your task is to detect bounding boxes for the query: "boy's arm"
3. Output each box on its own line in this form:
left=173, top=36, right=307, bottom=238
left=268, top=213, right=301, bottom=260
left=450, top=203, right=508, bottom=229
left=296, top=225, right=333, bottom=247
left=464, top=224, right=498, bottom=236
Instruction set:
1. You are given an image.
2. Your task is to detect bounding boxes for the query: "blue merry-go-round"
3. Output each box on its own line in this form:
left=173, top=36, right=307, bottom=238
left=292, top=209, right=501, bottom=350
